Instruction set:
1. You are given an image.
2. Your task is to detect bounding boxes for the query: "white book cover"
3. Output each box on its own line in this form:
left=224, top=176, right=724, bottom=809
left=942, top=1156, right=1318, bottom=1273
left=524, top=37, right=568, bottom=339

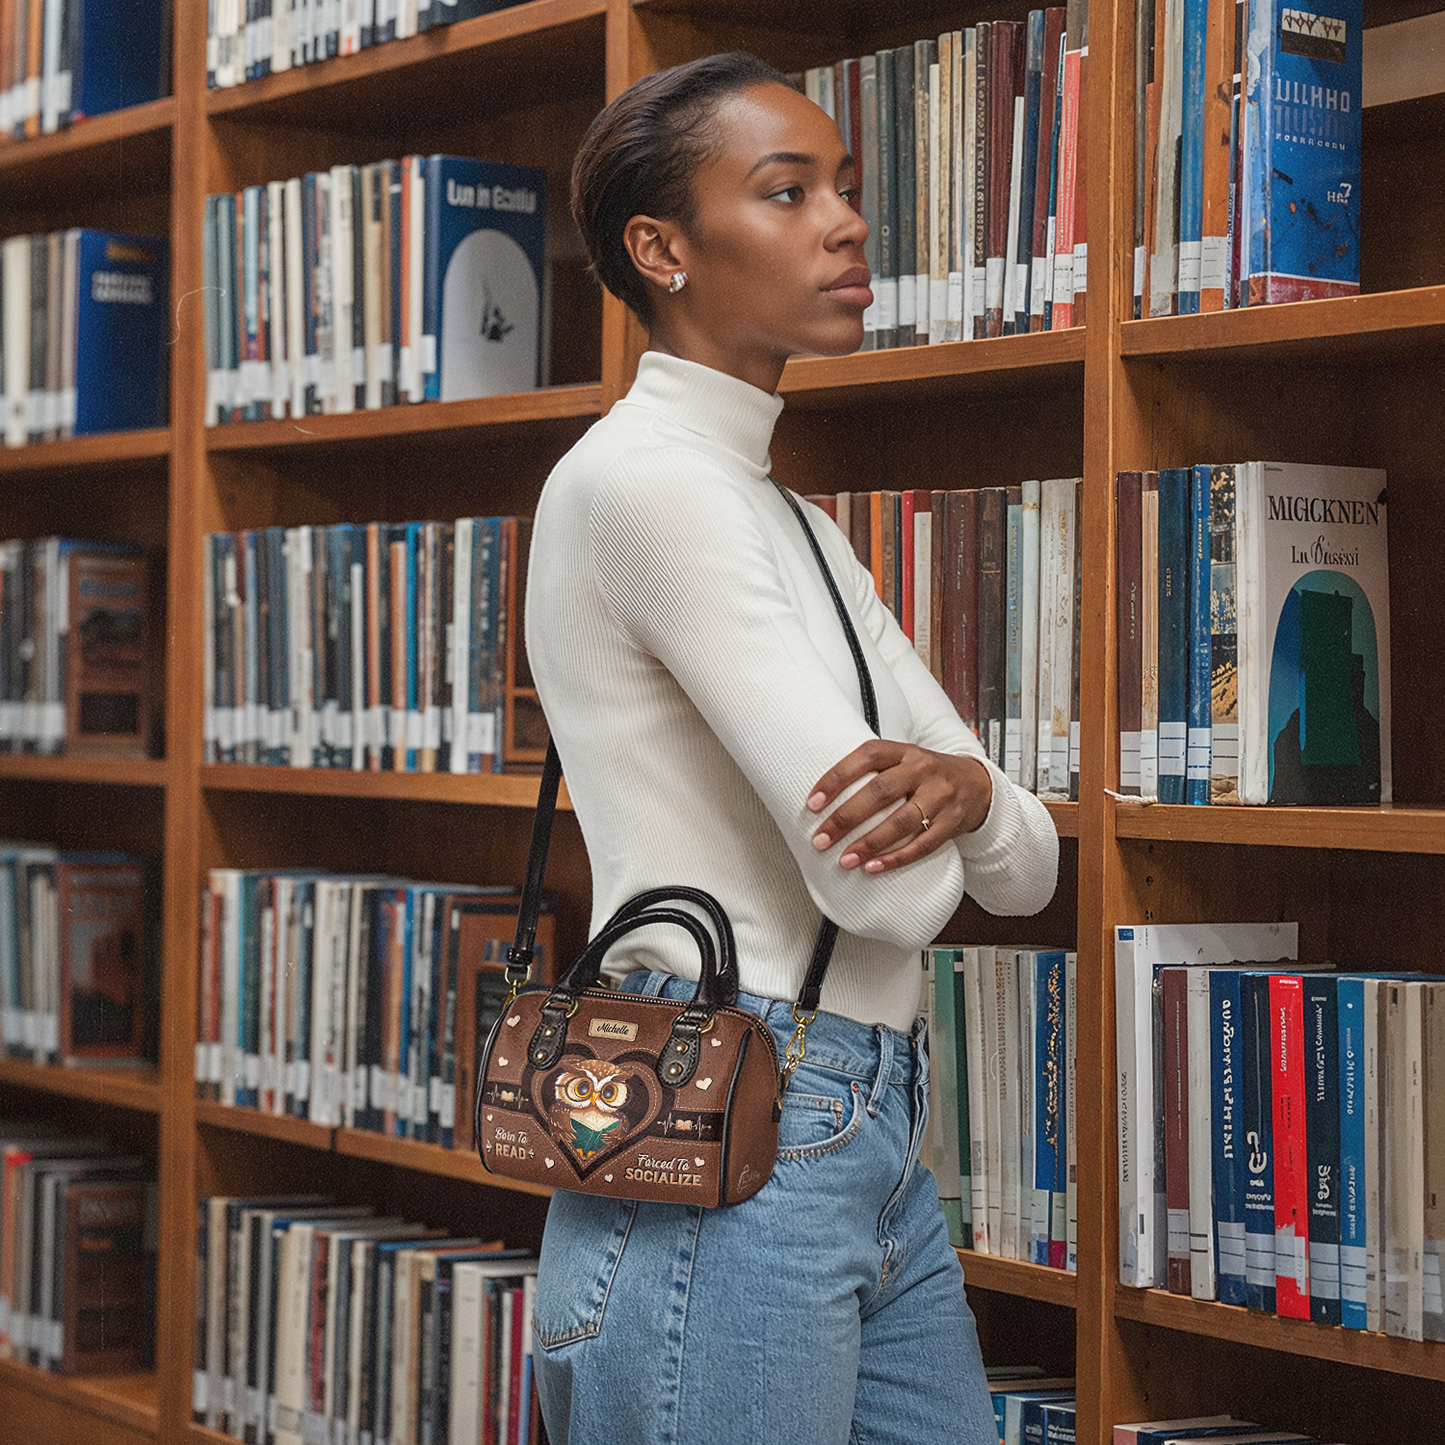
left=308, top=880, right=336, bottom=1126
left=1364, top=976, right=1385, bottom=1331
left=1114, top=922, right=1298, bottom=1288
left=926, top=951, right=960, bottom=1228
left=981, top=945, right=1004, bottom=1251
left=1186, top=968, right=1217, bottom=1299
left=1384, top=979, right=1425, bottom=1340
left=1017, top=950, right=1044, bottom=1261
left=362, top=165, right=384, bottom=412
left=1043, top=478, right=1076, bottom=797
left=961, top=947, right=991, bottom=1252
left=1002, top=94, right=1026, bottom=327
left=271, top=1222, right=315, bottom=1445
left=449, top=1261, right=486, bottom=1445
left=1150, top=0, right=1185, bottom=314
left=330, top=166, right=356, bottom=416
left=1235, top=461, right=1390, bottom=806
left=962, top=29, right=980, bottom=338
left=2, top=236, right=29, bottom=448
left=217, top=870, right=243, bottom=1108
left=1020, top=480, right=1041, bottom=794
left=1140, top=476, right=1161, bottom=799
left=1035, top=482, right=1058, bottom=800
left=927, top=58, right=944, bottom=345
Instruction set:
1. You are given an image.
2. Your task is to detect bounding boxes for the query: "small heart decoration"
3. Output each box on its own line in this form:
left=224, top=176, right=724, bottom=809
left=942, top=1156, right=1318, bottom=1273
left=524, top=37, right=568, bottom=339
left=604, top=1174, right=614, bottom=1183
left=710, top=1037, right=723, bottom=1047
left=544, top=1157, right=555, bottom=1169
left=486, top=1113, right=493, bottom=1121
left=497, top=1057, right=509, bottom=1067
left=694, top=1157, right=705, bottom=1167
left=506, top=1015, right=521, bottom=1027
left=695, top=1077, right=713, bottom=1091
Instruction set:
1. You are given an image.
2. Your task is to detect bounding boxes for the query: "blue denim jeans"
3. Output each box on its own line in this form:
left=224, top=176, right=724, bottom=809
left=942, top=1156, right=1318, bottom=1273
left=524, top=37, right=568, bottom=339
left=531, top=971, right=999, bottom=1445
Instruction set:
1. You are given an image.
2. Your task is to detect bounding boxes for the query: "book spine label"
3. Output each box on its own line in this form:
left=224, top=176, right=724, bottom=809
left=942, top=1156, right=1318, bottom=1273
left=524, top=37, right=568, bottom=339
left=1337, top=975, right=1367, bottom=1327
left=1271, top=972, right=1311, bottom=1318
left=1305, top=975, right=1343, bottom=1324
left=1211, top=969, right=1248, bottom=1304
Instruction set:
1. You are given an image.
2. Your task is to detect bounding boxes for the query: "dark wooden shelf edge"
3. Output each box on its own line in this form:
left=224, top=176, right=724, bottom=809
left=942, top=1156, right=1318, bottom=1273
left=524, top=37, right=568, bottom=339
left=0, top=1058, right=160, bottom=1112
left=194, top=1102, right=553, bottom=1200
left=1120, top=286, right=1445, bottom=363
left=1043, top=800, right=1079, bottom=837
left=205, top=0, right=608, bottom=117
left=958, top=1249, right=1078, bottom=1308
left=1114, top=801, right=1445, bottom=853
left=780, top=329, right=1086, bottom=405
left=1115, top=1286, right=1445, bottom=1382
left=0, top=1358, right=158, bottom=1435
left=0, top=96, right=174, bottom=175
left=204, top=385, right=602, bottom=452
left=199, top=763, right=569, bottom=809
left=0, top=428, right=170, bottom=474
left=0, top=755, right=168, bottom=787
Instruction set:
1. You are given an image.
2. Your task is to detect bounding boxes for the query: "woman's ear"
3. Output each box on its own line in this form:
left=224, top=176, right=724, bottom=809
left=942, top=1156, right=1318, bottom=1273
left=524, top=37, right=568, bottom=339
left=623, top=215, right=687, bottom=298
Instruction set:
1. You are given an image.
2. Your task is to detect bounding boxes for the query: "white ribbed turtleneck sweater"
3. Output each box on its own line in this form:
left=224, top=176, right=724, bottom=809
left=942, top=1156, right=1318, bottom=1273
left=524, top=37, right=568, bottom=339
left=526, top=352, right=1059, bottom=1032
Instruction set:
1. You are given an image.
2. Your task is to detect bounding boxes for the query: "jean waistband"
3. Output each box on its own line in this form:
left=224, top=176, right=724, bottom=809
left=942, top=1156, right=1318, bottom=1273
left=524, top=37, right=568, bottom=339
left=617, top=969, right=924, bottom=1090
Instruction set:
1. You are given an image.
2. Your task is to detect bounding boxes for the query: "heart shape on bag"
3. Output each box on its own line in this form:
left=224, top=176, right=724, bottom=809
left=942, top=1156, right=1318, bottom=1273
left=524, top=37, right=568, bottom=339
left=528, top=1046, right=671, bottom=1177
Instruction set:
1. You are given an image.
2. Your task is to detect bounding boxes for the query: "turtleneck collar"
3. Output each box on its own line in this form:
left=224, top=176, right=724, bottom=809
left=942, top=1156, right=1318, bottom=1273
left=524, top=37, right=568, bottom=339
left=619, top=351, right=785, bottom=477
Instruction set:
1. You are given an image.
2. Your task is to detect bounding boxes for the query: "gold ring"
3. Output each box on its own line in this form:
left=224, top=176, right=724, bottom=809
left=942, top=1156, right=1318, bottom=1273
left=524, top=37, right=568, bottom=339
left=915, top=801, right=932, bottom=832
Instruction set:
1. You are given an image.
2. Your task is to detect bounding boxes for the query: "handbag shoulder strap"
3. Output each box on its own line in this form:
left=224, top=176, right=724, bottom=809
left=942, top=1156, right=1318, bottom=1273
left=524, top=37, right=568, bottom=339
left=508, top=482, right=880, bottom=1016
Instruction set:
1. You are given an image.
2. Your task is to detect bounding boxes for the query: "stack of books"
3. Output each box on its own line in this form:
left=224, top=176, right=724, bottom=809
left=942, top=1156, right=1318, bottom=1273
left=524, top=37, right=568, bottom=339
left=1115, top=462, right=1389, bottom=806
left=196, top=868, right=555, bottom=1148
left=204, top=154, right=546, bottom=424
left=926, top=944, right=1078, bottom=1271
left=0, top=1124, right=155, bottom=1375
left=814, top=482, right=1084, bottom=800
left=0, top=229, right=169, bottom=444
left=0, top=537, right=152, bottom=758
left=0, top=845, right=155, bottom=1068
left=1116, top=921, right=1445, bottom=1342
left=796, top=5, right=1089, bottom=349
left=203, top=515, right=542, bottom=774
left=194, top=1198, right=539, bottom=1445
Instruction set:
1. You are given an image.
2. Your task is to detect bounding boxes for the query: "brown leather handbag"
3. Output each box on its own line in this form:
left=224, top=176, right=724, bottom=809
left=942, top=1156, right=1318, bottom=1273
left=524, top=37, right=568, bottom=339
left=474, top=482, right=879, bottom=1207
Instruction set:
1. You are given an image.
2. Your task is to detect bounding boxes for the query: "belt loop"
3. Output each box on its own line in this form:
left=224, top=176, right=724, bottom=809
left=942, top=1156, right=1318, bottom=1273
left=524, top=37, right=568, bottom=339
left=866, top=1026, right=892, bottom=1117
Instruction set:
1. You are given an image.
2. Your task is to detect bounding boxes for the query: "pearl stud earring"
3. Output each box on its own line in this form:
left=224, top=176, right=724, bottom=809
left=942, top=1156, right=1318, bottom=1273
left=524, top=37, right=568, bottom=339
left=668, top=271, right=688, bottom=294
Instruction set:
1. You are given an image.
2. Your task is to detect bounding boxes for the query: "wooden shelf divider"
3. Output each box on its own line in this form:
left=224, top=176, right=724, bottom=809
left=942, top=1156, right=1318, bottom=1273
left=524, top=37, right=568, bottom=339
left=0, top=1360, right=159, bottom=1437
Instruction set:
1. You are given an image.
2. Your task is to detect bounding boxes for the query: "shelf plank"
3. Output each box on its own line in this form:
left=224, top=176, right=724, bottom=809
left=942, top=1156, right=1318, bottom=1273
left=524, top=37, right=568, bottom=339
left=205, top=0, right=607, bottom=125
left=194, top=1102, right=555, bottom=1200
left=0, top=98, right=173, bottom=200
left=0, top=1360, right=158, bottom=1436
left=204, top=384, right=602, bottom=453
left=0, top=1057, right=160, bottom=1112
left=779, top=330, right=1086, bottom=407
left=1114, top=801, right=1445, bottom=853
left=959, top=1251, right=1079, bottom=1309
left=200, top=763, right=570, bottom=810
left=0, top=754, right=167, bottom=788
left=1121, top=287, right=1445, bottom=366
left=1115, top=1287, right=1445, bottom=1382
left=0, top=428, right=170, bottom=476
left=1044, top=801, right=1080, bottom=838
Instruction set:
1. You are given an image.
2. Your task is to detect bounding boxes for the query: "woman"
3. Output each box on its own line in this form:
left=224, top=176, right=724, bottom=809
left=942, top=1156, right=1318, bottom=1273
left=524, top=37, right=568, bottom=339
left=525, top=52, right=1059, bottom=1445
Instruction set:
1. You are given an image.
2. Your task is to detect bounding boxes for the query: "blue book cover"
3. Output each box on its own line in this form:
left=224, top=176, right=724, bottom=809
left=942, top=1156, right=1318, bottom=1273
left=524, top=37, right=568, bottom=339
left=74, top=229, right=168, bottom=434
left=1210, top=968, right=1250, bottom=1304
left=951, top=952, right=974, bottom=1244
left=1043, top=36, right=1064, bottom=331
left=468, top=517, right=502, bottom=773
left=1337, top=972, right=1367, bottom=1327
left=1186, top=464, right=1212, bottom=803
left=1013, top=11, right=1045, bottom=334
left=1304, top=972, right=1342, bottom=1325
left=1040, top=1400, right=1077, bottom=1445
left=1156, top=467, right=1192, bottom=803
left=1005, top=1391, right=1075, bottom=1445
left=931, top=946, right=966, bottom=1247
left=1035, top=949, right=1068, bottom=1267
left=1176, top=0, right=1209, bottom=314
left=1239, top=970, right=1276, bottom=1312
left=70, top=0, right=167, bottom=120
left=1243, top=0, right=1361, bottom=301
left=421, top=155, right=545, bottom=402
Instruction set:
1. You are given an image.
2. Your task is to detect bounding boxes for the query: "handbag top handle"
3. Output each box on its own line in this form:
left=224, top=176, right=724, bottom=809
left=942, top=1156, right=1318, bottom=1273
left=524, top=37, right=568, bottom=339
left=507, top=479, right=880, bottom=1018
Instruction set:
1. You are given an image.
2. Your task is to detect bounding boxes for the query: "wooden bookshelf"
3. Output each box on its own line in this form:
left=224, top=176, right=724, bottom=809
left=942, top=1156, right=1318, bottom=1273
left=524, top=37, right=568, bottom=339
left=0, top=0, right=1435, bottom=1442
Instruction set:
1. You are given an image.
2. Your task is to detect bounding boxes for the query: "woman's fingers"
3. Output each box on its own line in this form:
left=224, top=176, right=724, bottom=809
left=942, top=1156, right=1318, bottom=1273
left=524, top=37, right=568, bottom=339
left=806, top=739, right=904, bottom=815
left=810, top=756, right=919, bottom=852
left=838, top=797, right=950, bottom=872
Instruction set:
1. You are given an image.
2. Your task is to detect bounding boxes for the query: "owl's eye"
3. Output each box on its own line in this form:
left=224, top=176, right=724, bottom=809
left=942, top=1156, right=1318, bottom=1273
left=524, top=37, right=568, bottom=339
left=560, top=1076, right=595, bottom=1106
left=598, top=1081, right=625, bottom=1106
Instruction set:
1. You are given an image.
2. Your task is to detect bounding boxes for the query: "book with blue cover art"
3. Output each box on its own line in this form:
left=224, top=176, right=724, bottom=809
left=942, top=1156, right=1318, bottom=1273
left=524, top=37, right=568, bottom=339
left=1186, top=463, right=1212, bottom=803
left=1337, top=972, right=1368, bottom=1327
left=1156, top=467, right=1191, bottom=803
left=1239, top=969, right=1276, bottom=1312
left=74, top=230, right=168, bottom=434
left=1304, top=972, right=1342, bottom=1324
left=1210, top=968, right=1249, bottom=1304
left=421, top=156, right=545, bottom=402
left=69, top=0, right=168, bottom=122
left=1241, top=0, right=1361, bottom=302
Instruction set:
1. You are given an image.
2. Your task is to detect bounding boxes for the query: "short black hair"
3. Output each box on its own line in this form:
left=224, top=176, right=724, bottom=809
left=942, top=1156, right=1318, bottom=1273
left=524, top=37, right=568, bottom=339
left=571, top=53, right=794, bottom=326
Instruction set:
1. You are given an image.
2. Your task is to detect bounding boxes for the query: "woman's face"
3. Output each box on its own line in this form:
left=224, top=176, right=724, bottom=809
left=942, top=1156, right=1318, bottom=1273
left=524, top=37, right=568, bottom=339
left=640, top=81, right=871, bottom=391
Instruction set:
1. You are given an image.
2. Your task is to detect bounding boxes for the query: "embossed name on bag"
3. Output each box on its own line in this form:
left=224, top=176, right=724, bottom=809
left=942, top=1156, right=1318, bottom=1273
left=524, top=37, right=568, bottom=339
left=588, top=1017, right=639, bottom=1041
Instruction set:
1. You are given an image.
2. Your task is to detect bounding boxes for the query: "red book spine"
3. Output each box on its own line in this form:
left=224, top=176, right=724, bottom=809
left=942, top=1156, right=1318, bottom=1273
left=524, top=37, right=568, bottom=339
left=1162, top=966, right=1192, bottom=1295
left=1271, top=972, right=1312, bottom=1319
left=1053, top=0, right=1085, bottom=328
left=929, top=489, right=946, bottom=684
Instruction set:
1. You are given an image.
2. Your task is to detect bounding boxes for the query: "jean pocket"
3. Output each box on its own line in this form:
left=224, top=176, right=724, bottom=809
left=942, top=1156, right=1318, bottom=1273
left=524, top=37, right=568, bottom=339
left=777, top=1078, right=864, bottom=1160
left=532, top=1190, right=637, bottom=1350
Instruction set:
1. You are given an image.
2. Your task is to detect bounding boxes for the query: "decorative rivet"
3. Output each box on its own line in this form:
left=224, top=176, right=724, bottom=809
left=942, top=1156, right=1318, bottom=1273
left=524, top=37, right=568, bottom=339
left=673, top=1040, right=688, bottom=1053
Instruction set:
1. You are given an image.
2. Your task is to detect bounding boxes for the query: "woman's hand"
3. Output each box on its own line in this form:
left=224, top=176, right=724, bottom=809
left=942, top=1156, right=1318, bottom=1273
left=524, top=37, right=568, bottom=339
left=806, top=740, right=994, bottom=874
